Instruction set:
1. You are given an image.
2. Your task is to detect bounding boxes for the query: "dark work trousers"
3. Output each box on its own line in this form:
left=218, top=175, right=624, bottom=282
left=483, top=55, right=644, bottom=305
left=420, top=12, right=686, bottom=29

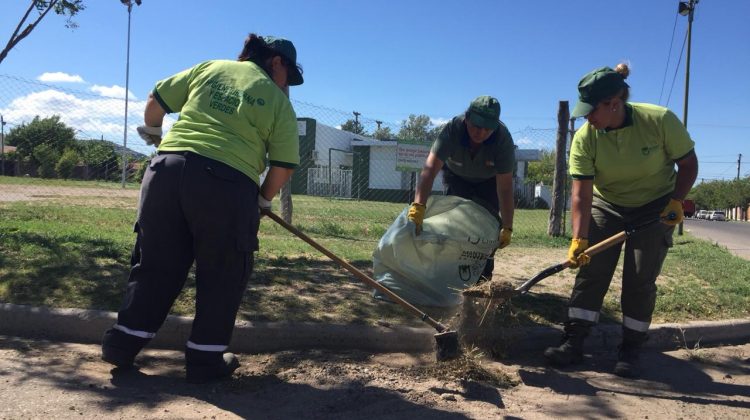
left=567, top=194, right=674, bottom=344
left=103, top=151, right=259, bottom=363
left=441, top=167, right=501, bottom=278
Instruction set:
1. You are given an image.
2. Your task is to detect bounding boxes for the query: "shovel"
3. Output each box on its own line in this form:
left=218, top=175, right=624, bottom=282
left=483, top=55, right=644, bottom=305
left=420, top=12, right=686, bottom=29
left=261, top=209, right=461, bottom=361
left=464, top=218, right=664, bottom=300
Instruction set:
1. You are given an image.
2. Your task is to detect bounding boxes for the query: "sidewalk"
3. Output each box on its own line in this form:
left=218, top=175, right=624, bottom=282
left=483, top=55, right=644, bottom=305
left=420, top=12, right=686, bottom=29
left=2, top=303, right=749, bottom=354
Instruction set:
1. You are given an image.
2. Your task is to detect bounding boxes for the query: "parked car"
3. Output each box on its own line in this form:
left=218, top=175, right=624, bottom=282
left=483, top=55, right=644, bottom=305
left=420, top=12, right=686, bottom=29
left=695, top=209, right=708, bottom=219
left=709, top=211, right=726, bottom=221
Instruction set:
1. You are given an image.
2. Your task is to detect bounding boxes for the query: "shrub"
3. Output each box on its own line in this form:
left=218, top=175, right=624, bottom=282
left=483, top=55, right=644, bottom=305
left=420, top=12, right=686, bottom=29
left=56, top=148, right=80, bottom=179
left=32, top=143, right=60, bottom=178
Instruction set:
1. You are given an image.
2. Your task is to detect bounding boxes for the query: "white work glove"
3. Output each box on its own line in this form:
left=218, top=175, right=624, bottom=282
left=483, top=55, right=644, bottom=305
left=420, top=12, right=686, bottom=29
left=258, top=193, right=272, bottom=214
left=137, top=125, right=162, bottom=146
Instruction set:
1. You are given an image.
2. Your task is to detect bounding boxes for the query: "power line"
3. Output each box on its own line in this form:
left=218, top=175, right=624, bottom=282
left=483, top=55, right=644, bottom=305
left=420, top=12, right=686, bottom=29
left=665, top=30, right=688, bottom=107
left=659, top=12, right=680, bottom=105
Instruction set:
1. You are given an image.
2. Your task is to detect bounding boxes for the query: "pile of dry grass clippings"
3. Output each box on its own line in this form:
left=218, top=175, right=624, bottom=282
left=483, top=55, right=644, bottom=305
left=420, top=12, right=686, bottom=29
left=454, top=280, right=524, bottom=359
left=461, top=279, right=516, bottom=301
left=417, top=347, right=519, bottom=389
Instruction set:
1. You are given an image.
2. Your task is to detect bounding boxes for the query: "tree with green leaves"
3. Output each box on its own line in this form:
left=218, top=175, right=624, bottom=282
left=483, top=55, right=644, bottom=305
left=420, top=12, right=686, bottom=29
left=1, top=1, right=86, bottom=65
left=55, top=147, right=79, bottom=179
left=340, top=119, right=366, bottom=135
left=526, top=149, right=556, bottom=185
left=32, top=143, right=59, bottom=178
left=690, top=177, right=750, bottom=210
left=372, top=126, right=394, bottom=140
left=5, top=115, right=76, bottom=164
left=397, top=114, right=440, bottom=142
left=77, top=139, right=120, bottom=180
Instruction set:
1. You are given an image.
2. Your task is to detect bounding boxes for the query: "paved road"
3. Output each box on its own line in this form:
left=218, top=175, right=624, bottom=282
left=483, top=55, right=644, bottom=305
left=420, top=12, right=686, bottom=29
left=683, top=218, right=750, bottom=260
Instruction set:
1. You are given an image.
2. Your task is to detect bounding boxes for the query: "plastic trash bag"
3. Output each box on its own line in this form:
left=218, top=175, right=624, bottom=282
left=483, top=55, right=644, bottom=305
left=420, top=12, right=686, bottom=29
left=373, top=195, right=500, bottom=307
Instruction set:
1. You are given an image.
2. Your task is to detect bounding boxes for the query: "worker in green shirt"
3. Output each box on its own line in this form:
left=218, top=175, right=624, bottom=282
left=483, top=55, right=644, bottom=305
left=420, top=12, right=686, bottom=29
left=544, top=64, right=698, bottom=378
left=102, top=34, right=303, bottom=384
left=408, top=95, right=516, bottom=282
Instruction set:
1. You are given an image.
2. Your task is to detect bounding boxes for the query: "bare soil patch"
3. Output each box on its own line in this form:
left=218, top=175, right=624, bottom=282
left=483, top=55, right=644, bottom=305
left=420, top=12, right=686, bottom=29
left=1, top=336, right=748, bottom=419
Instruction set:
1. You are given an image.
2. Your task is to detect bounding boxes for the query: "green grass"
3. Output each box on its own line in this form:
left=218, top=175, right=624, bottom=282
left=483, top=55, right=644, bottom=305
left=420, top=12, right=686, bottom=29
left=0, top=177, right=748, bottom=327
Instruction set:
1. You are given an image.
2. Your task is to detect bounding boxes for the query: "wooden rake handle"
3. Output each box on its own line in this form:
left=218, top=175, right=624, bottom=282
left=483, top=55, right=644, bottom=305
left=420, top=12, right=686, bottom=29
left=261, top=209, right=450, bottom=333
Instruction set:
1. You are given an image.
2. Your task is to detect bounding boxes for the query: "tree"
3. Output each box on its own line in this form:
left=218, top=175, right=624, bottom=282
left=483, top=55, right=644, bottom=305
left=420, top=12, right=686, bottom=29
left=372, top=126, right=394, bottom=140
left=5, top=115, right=76, bottom=164
left=55, top=147, right=79, bottom=179
left=397, top=114, right=438, bottom=142
left=1, top=1, right=86, bottom=65
left=32, top=143, right=59, bottom=178
left=77, top=139, right=120, bottom=180
left=690, top=177, right=750, bottom=210
left=340, top=119, right=366, bottom=135
left=526, top=149, right=556, bottom=185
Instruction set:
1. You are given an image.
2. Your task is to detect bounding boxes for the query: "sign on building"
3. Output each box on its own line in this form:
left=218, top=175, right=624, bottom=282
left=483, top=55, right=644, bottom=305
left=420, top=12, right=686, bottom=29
left=395, top=139, right=431, bottom=172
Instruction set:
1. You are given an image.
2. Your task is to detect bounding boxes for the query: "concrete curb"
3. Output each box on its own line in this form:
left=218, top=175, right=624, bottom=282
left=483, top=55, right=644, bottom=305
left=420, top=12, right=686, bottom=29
left=1, top=303, right=748, bottom=355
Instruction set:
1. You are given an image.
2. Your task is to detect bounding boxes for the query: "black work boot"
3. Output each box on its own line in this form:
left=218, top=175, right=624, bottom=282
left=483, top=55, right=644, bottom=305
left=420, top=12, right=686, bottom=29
left=186, top=349, right=241, bottom=384
left=614, top=343, right=642, bottom=378
left=543, top=323, right=589, bottom=367
left=614, top=328, right=648, bottom=378
left=101, top=328, right=150, bottom=369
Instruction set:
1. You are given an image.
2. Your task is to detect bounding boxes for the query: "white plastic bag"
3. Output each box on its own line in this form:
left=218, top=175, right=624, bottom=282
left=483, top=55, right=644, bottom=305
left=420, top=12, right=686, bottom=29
left=372, top=195, right=500, bottom=307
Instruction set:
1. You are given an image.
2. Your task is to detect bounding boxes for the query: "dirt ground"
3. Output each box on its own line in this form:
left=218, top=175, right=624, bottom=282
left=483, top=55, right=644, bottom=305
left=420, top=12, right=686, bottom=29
left=0, top=335, right=748, bottom=419
left=0, top=184, right=140, bottom=202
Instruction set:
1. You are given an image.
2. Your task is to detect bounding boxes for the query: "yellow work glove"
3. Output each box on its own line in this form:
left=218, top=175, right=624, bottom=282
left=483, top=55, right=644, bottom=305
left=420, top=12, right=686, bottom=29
left=407, top=202, right=426, bottom=234
left=567, top=238, right=591, bottom=269
left=499, top=227, right=512, bottom=249
left=660, top=198, right=684, bottom=226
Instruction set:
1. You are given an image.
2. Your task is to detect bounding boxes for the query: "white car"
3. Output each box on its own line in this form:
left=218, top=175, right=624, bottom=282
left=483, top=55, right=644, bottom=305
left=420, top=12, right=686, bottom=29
left=709, top=211, right=726, bottom=221
left=695, top=210, right=708, bottom=219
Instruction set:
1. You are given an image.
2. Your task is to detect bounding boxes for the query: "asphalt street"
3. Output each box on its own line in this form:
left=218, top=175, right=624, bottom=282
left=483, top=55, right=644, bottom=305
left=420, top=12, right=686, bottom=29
left=683, top=218, right=750, bottom=260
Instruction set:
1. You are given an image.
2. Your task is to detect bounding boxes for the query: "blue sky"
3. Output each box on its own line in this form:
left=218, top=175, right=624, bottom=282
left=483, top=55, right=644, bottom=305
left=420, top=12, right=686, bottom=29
left=1, top=0, right=748, bottom=182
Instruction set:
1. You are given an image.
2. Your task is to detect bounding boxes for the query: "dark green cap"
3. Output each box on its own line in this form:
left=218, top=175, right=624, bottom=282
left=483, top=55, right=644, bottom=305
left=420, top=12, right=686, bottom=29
left=261, top=35, right=304, bottom=86
left=571, top=67, right=628, bottom=118
left=467, top=95, right=500, bottom=130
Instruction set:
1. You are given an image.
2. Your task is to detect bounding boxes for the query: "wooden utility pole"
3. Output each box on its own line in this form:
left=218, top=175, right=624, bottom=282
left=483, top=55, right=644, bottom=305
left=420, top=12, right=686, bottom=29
left=548, top=101, right=569, bottom=237
left=678, top=0, right=698, bottom=235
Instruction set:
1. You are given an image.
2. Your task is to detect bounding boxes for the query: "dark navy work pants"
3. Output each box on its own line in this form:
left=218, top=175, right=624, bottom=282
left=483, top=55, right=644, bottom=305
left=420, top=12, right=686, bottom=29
left=104, top=151, right=259, bottom=362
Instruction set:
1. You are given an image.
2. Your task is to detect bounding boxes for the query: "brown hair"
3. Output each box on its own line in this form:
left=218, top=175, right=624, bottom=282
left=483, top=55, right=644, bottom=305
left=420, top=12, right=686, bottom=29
left=237, top=33, right=303, bottom=84
left=237, top=34, right=278, bottom=78
left=614, top=62, right=631, bottom=102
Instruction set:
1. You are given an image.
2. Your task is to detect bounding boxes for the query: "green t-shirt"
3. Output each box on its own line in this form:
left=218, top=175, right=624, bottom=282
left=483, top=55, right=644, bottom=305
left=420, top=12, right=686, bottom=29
left=431, top=116, right=516, bottom=182
left=569, top=103, right=695, bottom=207
left=155, top=60, right=299, bottom=185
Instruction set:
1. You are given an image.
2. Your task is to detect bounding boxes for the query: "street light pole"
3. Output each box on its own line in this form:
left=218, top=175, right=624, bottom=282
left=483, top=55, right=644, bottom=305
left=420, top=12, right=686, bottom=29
left=119, top=0, right=141, bottom=188
left=677, top=0, right=697, bottom=235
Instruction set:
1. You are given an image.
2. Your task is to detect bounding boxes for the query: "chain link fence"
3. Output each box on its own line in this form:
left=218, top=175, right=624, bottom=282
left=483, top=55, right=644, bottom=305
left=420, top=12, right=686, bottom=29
left=0, top=73, right=568, bottom=236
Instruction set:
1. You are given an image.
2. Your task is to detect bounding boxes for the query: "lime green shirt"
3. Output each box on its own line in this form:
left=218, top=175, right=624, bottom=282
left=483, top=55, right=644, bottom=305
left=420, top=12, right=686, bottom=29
left=569, top=103, right=695, bottom=207
left=155, top=60, right=299, bottom=185
left=432, top=116, right=515, bottom=182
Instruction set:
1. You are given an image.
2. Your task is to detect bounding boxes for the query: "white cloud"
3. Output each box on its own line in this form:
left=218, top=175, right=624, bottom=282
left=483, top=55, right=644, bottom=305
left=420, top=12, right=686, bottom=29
left=90, top=84, right=137, bottom=100
left=514, top=136, right=535, bottom=147
left=37, top=72, right=84, bottom=83
left=430, top=117, right=450, bottom=127
left=0, top=89, right=174, bottom=155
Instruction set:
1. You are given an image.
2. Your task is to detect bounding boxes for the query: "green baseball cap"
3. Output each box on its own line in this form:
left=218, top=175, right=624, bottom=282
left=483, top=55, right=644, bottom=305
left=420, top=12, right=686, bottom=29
left=571, top=67, right=628, bottom=118
left=467, top=95, right=500, bottom=130
left=261, top=35, right=304, bottom=86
